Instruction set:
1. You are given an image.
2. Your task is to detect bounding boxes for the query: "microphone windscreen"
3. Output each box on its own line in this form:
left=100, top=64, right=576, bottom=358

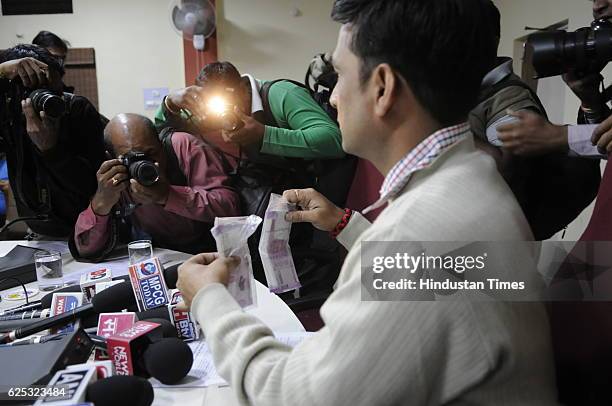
left=40, top=285, right=82, bottom=309
left=86, top=375, right=154, bottom=406
left=91, top=282, right=136, bottom=313
left=143, top=338, right=193, bottom=385
left=113, top=275, right=131, bottom=282
left=144, top=318, right=178, bottom=338
left=164, top=263, right=180, bottom=289
left=137, top=307, right=170, bottom=321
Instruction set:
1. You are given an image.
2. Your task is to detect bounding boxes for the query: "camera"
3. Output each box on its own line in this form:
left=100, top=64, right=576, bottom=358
left=218, top=110, right=244, bottom=132
left=206, top=96, right=244, bottom=132
left=120, top=152, right=160, bottom=187
left=526, top=19, right=612, bottom=79
left=28, top=89, right=67, bottom=119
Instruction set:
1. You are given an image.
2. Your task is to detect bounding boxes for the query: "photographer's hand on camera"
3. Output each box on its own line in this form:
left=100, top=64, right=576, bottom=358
left=496, top=110, right=568, bottom=156
left=0, top=57, right=49, bottom=88
left=129, top=164, right=170, bottom=206
left=592, top=114, right=612, bottom=154
left=91, top=159, right=129, bottom=216
left=166, top=86, right=207, bottom=117
left=563, top=70, right=606, bottom=111
left=22, top=98, right=59, bottom=152
left=221, top=107, right=265, bottom=147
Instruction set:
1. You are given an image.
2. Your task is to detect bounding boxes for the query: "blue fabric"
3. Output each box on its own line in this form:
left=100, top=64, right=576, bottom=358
left=0, top=160, right=7, bottom=215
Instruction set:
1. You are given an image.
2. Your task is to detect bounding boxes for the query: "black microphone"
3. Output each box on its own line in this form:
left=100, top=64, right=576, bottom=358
left=105, top=321, right=193, bottom=385
left=86, top=375, right=154, bottom=406
left=142, top=337, right=193, bottom=384
left=0, top=308, right=49, bottom=321
left=39, top=275, right=132, bottom=309
left=164, top=263, right=180, bottom=289
left=0, top=300, right=42, bottom=315
left=143, top=318, right=178, bottom=339
left=0, top=282, right=136, bottom=343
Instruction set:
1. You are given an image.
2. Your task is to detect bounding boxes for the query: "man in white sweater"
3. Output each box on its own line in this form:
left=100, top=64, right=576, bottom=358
left=177, top=0, right=559, bottom=404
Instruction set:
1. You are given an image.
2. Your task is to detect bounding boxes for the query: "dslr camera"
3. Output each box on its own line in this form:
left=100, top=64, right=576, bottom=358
left=120, top=152, right=160, bottom=187
left=28, top=89, right=68, bottom=119
left=205, top=94, right=244, bottom=132
left=526, top=18, right=612, bottom=79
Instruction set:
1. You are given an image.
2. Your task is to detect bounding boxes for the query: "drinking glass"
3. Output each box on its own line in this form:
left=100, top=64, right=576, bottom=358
left=128, top=240, right=153, bottom=264
left=34, top=250, right=64, bottom=291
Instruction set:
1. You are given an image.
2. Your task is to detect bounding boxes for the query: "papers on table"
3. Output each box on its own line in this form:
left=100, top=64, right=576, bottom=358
left=25, top=240, right=70, bottom=255
left=150, top=332, right=314, bottom=388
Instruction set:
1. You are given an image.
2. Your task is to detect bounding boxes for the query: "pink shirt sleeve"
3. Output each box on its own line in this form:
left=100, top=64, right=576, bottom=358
left=74, top=204, right=112, bottom=256
left=163, top=132, right=241, bottom=222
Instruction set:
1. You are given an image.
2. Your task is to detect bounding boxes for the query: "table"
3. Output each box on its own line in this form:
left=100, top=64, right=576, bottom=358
left=0, top=241, right=305, bottom=405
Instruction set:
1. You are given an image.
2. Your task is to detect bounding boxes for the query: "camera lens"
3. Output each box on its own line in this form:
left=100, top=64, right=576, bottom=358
left=29, top=89, right=66, bottom=119
left=220, top=111, right=243, bottom=131
left=129, top=161, right=159, bottom=187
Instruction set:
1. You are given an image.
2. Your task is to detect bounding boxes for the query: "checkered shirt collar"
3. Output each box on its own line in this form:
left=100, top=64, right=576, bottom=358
left=363, top=123, right=470, bottom=214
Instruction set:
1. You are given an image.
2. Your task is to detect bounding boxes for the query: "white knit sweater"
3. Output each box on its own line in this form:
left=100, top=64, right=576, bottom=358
left=192, top=135, right=559, bottom=406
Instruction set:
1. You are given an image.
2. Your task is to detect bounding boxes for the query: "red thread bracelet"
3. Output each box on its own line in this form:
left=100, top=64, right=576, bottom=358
left=330, top=208, right=353, bottom=238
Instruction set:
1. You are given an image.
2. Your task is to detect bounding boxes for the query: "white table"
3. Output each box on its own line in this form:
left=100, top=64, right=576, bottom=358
left=0, top=241, right=305, bottom=405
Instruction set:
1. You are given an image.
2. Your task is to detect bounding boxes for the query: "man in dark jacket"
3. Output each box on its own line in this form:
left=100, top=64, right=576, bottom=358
left=0, top=44, right=105, bottom=238
left=469, top=1, right=601, bottom=240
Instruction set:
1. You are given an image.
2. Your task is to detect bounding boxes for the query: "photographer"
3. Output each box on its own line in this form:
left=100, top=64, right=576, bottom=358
left=469, top=1, right=601, bottom=240
left=157, top=61, right=344, bottom=160
left=32, top=31, right=68, bottom=68
left=0, top=44, right=105, bottom=238
left=495, top=0, right=612, bottom=158
left=71, top=113, right=240, bottom=261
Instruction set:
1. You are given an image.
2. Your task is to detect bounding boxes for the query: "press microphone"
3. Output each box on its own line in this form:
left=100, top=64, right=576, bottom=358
left=0, top=300, right=42, bottom=316
left=0, top=308, right=50, bottom=321
left=38, top=275, right=131, bottom=309
left=142, top=318, right=178, bottom=338
left=86, top=375, right=154, bottom=406
left=127, top=257, right=171, bottom=311
left=34, top=366, right=154, bottom=406
left=142, top=337, right=193, bottom=384
left=0, top=282, right=136, bottom=344
left=164, top=263, right=180, bottom=288
left=136, top=302, right=200, bottom=342
left=106, top=321, right=193, bottom=384
left=33, top=364, right=97, bottom=405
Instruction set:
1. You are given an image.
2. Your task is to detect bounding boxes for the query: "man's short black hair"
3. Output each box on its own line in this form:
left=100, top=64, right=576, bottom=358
left=1, top=44, right=65, bottom=76
left=482, top=0, right=501, bottom=39
left=331, top=0, right=498, bottom=126
left=196, top=61, right=243, bottom=90
left=32, top=31, right=69, bottom=54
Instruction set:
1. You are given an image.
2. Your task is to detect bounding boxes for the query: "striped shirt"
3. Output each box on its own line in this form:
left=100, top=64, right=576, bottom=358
left=364, top=123, right=470, bottom=214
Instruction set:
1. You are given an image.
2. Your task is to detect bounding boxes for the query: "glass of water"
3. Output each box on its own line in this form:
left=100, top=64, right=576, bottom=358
left=128, top=240, right=153, bottom=264
left=34, top=250, right=64, bottom=291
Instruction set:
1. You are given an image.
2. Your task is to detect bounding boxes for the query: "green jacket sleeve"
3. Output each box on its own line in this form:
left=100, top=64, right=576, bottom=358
left=261, top=82, right=344, bottom=159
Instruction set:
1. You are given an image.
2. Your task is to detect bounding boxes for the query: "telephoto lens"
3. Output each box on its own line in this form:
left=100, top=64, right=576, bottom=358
left=28, top=89, right=66, bottom=118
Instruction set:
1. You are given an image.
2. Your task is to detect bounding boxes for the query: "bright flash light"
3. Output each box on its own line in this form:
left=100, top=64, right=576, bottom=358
left=208, top=96, right=227, bottom=115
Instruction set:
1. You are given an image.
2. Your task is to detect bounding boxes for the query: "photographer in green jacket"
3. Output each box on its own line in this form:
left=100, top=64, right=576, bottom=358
left=154, top=61, right=344, bottom=160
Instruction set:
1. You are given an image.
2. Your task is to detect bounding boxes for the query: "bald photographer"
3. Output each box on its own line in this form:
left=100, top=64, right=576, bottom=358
left=70, top=113, right=241, bottom=261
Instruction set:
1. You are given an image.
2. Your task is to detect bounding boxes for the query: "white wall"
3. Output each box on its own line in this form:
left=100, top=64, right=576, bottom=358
left=0, top=0, right=185, bottom=119
left=495, top=0, right=607, bottom=241
left=216, top=0, right=339, bottom=81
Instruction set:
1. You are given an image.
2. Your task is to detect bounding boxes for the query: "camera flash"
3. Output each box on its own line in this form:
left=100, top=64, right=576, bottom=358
left=208, top=96, right=227, bottom=115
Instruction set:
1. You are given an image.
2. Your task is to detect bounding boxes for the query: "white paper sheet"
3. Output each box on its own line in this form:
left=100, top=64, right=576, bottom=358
left=150, top=332, right=314, bottom=388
